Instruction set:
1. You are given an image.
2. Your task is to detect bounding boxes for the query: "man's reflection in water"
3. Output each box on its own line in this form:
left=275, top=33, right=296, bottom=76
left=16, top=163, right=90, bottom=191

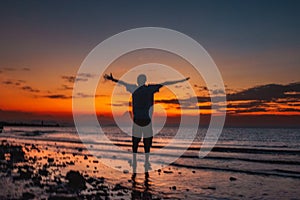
left=131, top=172, right=152, bottom=200
left=131, top=155, right=152, bottom=199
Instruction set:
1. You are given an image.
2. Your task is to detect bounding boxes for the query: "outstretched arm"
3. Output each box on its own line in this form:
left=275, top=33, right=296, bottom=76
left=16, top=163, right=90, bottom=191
left=103, top=73, right=130, bottom=87
left=159, top=77, right=190, bottom=86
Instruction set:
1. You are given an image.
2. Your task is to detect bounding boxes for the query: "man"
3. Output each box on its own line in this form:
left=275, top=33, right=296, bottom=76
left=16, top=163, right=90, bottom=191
left=104, top=73, right=189, bottom=171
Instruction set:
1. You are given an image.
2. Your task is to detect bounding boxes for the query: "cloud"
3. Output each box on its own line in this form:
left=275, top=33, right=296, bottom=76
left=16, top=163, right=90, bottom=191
left=60, top=84, right=73, bottom=90
left=287, top=102, right=300, bottom=106
left=227, top=100, right=263, bottom=109
left=61, top=75, right=88, bottom=83
left=0, top=67, right=32, bottom=73
left=278, top=108, right=300, bottom=112
left=109, top=103, right=127, bottom=107
left=78, top=73, right=96, bottom=78
left=21, top=86, right=40, bottom=93
left=153, top=82, right=300, bottom=114
left=75, top=93, right=94, bottom=98
left=74, top=93, right=105, bottom=98
left=194, top=84, right=208, bottom=91
left=210, top=89, right=226, bottom=95
left=227, top=82, right=300, bottom=101
left=2, top=80, right=13, bottom=85
left=43, top=94, right=71, bottom=99
left=228, top=107, right=268, bottom=114
left=22, top=67, right=30, bottom=71
left=174, top=85, right=182, bottom=88
left=61, top=76, right=76, bottom=83
left=1, top=79, right=40, bottom=93
left=225, top=82, right=300, bottom=114
left=155, top=99, right=180, bottom=104
left=76, top=78, right=88, bottom=82
left=42, top=92, right=106, bottom=99
left=2, top=79, right=26, bottom=86
left=2, top=67, right=30, bottom=71
left=61, top=73, right=95, bottom=83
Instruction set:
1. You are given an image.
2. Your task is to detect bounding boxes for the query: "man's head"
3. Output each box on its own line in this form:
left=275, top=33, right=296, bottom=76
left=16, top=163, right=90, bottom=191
left=137, top=74, right=147, bottom=86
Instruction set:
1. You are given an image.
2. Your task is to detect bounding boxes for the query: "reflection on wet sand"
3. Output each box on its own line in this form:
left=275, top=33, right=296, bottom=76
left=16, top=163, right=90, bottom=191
left=131, top=172, right=152, bottom=200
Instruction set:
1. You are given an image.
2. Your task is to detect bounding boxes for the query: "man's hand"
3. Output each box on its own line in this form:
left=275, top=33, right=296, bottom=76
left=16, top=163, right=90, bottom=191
left=179, top=77, right=190, bottom=82
left=104, top=73, right=114, bottom=81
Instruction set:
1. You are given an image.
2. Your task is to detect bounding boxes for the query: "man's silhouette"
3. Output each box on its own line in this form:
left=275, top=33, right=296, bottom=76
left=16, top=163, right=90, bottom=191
left=104, top=73, right=189, bottom=171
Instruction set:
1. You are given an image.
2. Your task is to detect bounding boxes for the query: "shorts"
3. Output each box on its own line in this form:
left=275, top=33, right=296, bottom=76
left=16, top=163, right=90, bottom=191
left=132, top=118, right=153, bottom=138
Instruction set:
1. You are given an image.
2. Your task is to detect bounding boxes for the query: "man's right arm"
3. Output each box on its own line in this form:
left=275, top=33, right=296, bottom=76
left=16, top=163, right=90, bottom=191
left=104, top=73, right=137, bottom=93
left=104, top=73, right=129, bottom=87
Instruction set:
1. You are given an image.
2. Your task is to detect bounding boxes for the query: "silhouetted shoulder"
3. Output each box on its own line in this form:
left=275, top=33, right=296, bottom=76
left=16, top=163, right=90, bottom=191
left=147, top=84, right=163, bottom=93
left=126, top=84, right=138, bottom=93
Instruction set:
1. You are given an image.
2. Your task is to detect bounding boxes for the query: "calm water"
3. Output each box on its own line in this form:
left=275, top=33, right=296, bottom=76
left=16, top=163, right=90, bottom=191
left=1, top=126, right=300, bottom=178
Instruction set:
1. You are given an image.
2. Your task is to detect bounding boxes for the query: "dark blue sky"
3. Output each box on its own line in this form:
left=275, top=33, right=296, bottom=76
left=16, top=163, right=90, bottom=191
left=0, top=0, right=299, bottom=88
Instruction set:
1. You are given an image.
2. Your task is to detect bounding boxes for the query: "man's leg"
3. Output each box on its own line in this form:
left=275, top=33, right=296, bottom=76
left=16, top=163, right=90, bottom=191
left=132, top=136, right=141, bottom=153
left=132, top=151, right=137, bottom=173
left=143, top=122, right=153, bottom=154
left=143, top=123, right=153, bottom=171
left=143, top=136, right=153, bottom=154
left=132, top=123, right=141, bottom=173
left=143, top=136, right=153, bottom=171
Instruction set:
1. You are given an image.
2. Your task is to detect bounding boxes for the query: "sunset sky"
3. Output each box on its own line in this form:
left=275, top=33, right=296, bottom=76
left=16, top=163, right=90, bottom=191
left=0, top=1, right=299, bottom=126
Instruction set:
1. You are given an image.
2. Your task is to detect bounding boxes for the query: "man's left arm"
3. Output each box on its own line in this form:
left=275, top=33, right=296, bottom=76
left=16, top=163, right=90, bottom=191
left=159, top=77, right=190, bottom=86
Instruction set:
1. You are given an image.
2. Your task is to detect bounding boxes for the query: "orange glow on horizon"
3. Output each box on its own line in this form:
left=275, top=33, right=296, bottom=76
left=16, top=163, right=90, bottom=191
left=0, top=49, right=299, bottom=118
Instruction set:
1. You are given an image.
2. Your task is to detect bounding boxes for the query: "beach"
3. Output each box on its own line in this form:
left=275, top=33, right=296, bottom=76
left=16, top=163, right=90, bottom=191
left=0, top=126, right=300, bottom=200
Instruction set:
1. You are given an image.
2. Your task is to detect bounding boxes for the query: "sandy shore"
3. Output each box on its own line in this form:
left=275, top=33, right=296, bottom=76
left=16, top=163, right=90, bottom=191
left=0, top=139, right=159, bottom=200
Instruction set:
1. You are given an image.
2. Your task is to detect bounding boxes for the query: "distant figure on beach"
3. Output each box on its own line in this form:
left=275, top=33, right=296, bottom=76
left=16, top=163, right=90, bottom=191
left=104, top=73, right=189, bottom=171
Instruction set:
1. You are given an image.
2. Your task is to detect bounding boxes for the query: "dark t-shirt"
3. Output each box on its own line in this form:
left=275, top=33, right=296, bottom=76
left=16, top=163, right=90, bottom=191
left=126, top=84, right=162, bottom=120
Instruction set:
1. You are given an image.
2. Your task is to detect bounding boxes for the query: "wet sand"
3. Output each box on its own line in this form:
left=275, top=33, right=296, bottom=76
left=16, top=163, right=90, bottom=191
left=1, top=138, right=300, bottom=200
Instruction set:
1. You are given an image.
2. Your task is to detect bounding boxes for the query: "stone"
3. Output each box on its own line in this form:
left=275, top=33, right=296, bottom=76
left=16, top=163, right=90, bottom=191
left=22, top=192, right=35, bottom=200
left=66, top=170, right=86, bottom=191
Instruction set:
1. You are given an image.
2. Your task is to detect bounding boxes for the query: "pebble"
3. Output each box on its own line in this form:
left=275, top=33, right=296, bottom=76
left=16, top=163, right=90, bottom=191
left=112, top=183, right=127, bottom=191
left=47, top=157, right=54, bottom=163
left=22, top=192, right=35, bottom=200
left=202, top=186, right=216, bottom=190
left=116, top=192, right=124, bottom=196
left=38, top=168, right=49, bottom=176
